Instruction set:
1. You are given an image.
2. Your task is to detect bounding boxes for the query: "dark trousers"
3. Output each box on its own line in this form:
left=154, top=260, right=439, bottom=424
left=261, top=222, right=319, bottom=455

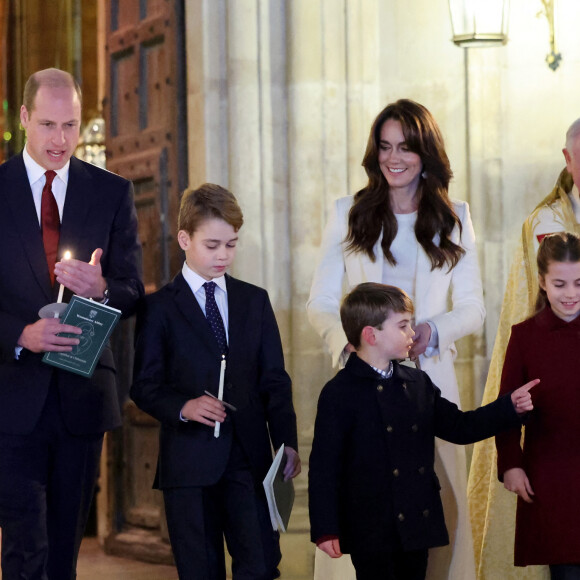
left=550, top=564, right=580, bottom=580
left=350, top=548, right=429, bottom=580
left=0, top=381, right=103, bottom=580
left=163, top=442, right=281, bottom=580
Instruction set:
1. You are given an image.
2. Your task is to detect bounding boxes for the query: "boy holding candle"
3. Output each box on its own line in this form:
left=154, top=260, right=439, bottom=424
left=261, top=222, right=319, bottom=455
left=131, top=183, right=300, bottom=580
left=308, top=282, right=537, bottom=580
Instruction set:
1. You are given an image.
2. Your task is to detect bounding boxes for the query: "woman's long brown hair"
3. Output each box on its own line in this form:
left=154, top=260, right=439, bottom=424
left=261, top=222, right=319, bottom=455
left=345, top=99, right=464, bottom=271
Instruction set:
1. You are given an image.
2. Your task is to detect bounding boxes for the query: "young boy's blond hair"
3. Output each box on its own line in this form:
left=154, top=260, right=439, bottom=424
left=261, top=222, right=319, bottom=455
left=178, top=183, right=244, bottom=235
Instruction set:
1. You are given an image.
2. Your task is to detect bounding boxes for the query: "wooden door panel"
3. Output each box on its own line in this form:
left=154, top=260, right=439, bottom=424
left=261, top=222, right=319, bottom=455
left=110, top=48, right=139, bottom=137
left=110, top=0, right=138, bottom=30
left=103, top=0, right=186, bottom=562
left=141, top=35, right=169, bottom=131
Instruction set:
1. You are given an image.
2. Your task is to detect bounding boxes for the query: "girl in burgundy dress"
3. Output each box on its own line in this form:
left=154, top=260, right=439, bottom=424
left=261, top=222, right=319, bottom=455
left=496, top=231, right=580, bottom=580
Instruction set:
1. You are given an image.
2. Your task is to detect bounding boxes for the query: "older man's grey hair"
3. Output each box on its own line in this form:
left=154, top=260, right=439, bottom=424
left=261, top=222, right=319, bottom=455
left=565, top=118, right=580, bottom=151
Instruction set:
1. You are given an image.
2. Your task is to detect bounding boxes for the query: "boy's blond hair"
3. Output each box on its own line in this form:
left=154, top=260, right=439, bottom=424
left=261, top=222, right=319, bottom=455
left=178, top=183, right=244, bottom=235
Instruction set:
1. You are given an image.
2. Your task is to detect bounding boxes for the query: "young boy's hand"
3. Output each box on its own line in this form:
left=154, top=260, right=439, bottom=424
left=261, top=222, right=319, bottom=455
left=283, top=446, right=301, bottom=481
left=181, top=396, right=227, bottom=426
left=318, top=538, right=342, bottom=558
left=503, top=467, right=535, bottom=503
left=510, top=378, right=540, bottom=415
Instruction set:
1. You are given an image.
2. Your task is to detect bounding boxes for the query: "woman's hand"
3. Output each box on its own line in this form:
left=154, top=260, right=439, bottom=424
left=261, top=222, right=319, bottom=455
left=409, top=322, right=431, bottom=359
left=503, top=467, right=535, bottom=503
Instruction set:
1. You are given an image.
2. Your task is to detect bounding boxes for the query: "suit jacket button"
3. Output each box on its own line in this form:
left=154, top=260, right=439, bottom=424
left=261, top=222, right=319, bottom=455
left=226, top=382, right=233, bottom=390
left=397, top=513, right=405, bottom=522
left=423, top=509, right=430, bottom=518
left=386, top=425, right=393, bottom=433
left=411, top=424, right=418, bottom=432
left=402, top=382, right=407, bottom=389
left=377, top=385, right=384, bottom=392
left=418, top=466, right=425, bottom=475
left=392, top=468, right=399, bottom=477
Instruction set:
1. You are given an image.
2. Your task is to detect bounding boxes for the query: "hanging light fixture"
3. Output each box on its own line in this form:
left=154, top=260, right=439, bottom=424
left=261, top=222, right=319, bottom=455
left=539, top=0, right=562, bottom=71
left=449, top=0, right=510, bottom=47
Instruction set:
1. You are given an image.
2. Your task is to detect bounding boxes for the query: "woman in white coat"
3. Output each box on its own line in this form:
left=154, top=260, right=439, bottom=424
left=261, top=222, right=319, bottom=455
left=307, top=99, right=485, bottom=580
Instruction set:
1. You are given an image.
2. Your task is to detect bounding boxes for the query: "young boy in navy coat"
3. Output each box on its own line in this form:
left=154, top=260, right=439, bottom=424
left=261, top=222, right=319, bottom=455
left=131, top=183, right=301, bottom=580
left=308, top=282, right=537, bottom=580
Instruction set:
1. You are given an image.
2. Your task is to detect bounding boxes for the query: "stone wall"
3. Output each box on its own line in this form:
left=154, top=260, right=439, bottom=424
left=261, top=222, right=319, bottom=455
left=184, top=1, right=580, bottom=576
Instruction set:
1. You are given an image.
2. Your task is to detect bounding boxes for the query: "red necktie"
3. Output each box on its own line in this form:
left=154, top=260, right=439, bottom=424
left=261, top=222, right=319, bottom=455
left=41, top=170, right=60, bottom=285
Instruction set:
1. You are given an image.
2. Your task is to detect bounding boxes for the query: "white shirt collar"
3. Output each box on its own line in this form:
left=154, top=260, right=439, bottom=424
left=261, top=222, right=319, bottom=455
left=22, top=144, right=70, bottom=186
left=181, top=262, right=227, bottom=294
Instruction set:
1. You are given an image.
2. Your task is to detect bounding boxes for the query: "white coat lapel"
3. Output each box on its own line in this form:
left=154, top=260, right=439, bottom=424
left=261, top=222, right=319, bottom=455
left=343, top=235, right=384, bottom=286
left=414, top=243, right=432, bottom=321
left=361, top=236, right=384, bottom=283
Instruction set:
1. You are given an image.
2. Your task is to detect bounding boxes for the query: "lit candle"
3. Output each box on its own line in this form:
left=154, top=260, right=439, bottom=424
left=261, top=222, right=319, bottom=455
left=214, top=355, right=226, bottom=438
left=57, top=251, right=72, bottom=303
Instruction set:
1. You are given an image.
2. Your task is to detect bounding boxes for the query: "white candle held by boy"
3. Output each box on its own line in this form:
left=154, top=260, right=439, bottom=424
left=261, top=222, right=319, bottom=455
left=214, top=355, right=226, bottom=438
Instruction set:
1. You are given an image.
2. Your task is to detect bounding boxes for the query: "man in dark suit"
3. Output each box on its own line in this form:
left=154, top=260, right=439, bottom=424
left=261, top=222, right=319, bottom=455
left=0, top=68, right=143, bottom=579
left=131, top=183, right=300, bottom=580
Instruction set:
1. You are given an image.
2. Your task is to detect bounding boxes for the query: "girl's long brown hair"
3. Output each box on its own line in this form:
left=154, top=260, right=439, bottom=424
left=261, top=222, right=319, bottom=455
left=345, top=99, right=464, bottom=271
left=536, top=232, right=580, bottom=312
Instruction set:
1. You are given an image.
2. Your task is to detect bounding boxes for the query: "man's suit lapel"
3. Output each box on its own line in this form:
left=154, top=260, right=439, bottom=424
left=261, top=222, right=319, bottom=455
left=224, top=274, right=249, bottom=359
left=172, top=273, right=223, bottom=356
left=59, top=157, right=93, bottom=255
left=2, top=155, right=53, bottom=301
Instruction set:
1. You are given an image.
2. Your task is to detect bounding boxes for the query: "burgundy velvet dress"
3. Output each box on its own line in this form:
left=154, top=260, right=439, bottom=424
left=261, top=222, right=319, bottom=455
left=496, top=306, right=580, bottom=566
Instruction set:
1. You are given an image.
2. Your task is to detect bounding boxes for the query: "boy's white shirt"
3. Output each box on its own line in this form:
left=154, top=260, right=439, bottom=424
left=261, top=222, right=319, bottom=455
left=181, top=261, right=229, bottom=343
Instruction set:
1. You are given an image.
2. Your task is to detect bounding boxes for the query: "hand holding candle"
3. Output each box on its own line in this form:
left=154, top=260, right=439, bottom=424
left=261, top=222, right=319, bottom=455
left=56, top=250, right=72, bottom=304
left=214, top=355, right=226, bottom=438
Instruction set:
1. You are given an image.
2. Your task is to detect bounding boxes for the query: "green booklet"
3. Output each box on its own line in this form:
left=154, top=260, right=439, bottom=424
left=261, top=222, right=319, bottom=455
left=42, top=295, right=121, bottom=378
left=263, top=444, right=295, bottom=532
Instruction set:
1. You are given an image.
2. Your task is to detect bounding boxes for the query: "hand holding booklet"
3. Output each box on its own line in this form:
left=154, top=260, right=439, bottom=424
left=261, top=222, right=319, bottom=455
left=263, top=444, right=295, bottom=532
left=42, top=295, right=121, bottom=378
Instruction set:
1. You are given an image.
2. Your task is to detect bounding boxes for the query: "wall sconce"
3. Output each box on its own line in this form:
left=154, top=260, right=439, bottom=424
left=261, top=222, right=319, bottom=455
left=539, top=0, right=561, bottom=71
left=449, top=0, right=510, bottom=47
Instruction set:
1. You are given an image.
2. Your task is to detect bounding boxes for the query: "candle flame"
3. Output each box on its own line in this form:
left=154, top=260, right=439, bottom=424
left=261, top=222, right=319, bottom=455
left=63, top=251, right=72, bottom=260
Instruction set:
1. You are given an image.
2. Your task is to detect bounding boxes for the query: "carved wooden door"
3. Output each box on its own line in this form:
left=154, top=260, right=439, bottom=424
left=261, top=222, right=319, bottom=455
left=102, top=0, right=187, bottom=562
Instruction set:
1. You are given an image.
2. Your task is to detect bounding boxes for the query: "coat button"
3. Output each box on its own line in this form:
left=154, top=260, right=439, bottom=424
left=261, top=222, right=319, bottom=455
left=377, top=385, right=384, bottom=392
left=423, top=509, right=430, bottom=518
left=411, top=424, right=418, bottom=432
left=418, top=467, right=425, bottom=475
left=397, top=513, right=405, bottom=522
left=392, top=468, right=399, bottom=477
left=402, top=382, right=407, bottom=389
left=386, top=425, right=393, bottom=433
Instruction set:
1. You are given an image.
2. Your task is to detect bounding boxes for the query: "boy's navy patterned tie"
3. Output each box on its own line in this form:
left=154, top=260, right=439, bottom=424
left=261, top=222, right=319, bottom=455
left=203, top=281, right=228, bottom=356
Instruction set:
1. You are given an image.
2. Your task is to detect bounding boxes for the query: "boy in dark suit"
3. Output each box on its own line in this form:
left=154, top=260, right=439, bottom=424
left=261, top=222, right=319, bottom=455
left=131, top=183, right=301, bottom=580
left=308, top=282, right=537, bottom=580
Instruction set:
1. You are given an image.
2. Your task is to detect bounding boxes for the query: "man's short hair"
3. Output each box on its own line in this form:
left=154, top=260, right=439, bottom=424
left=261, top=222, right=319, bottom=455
left=565, top=118, right=580, bottom=151
left=340, top=282, right=414, bottom=348
left=23, top=68, right=82, bottom=112
left=178, top=183, right=244, bottom=235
